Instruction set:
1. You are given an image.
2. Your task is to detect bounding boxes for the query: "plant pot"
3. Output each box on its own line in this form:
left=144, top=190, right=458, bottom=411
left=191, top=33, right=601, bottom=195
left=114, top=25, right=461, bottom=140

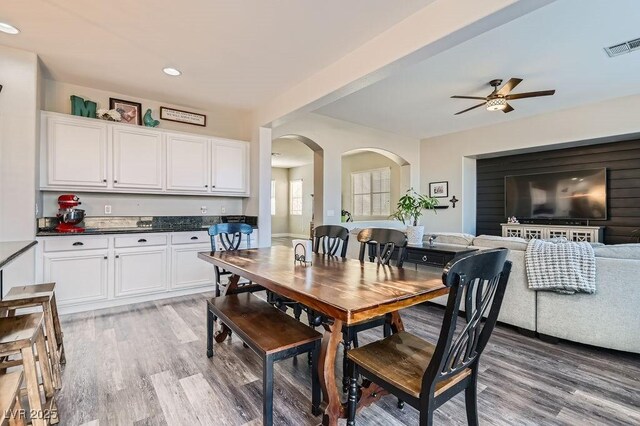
left=406, top=225, right=425, bottom=245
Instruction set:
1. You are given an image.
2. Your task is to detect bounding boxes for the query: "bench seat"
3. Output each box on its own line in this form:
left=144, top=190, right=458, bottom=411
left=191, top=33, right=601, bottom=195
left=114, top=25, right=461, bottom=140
left=206, top=293, right=322, bottom=426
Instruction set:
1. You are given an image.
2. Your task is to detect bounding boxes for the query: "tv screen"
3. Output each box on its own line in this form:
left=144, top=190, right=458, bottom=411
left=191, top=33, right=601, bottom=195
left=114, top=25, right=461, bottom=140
left=505, top=169, right=606, bottom=220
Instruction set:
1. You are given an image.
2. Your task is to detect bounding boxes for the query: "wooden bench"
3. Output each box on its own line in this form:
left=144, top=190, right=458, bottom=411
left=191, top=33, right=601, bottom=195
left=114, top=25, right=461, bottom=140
left=206, top=293, right=322, bottom=426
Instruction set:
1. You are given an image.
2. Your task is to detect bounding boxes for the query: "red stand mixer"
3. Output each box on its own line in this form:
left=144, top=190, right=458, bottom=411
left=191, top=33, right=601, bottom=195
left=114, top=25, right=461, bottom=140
left=56, top=194, right=86, bottom=233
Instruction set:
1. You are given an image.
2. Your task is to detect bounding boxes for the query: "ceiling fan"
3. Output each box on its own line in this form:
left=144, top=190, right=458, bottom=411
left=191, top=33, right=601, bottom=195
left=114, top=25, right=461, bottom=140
left=451, top=78, right=555, bottom=115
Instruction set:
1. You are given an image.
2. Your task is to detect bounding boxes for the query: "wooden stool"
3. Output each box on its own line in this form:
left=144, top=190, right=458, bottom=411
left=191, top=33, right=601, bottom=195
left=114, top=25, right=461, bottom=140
left=0, top=283, right=64, bottom=389
left=0, top=314, right=58, bottom=426
left=1, top=370, right=26, bottom=426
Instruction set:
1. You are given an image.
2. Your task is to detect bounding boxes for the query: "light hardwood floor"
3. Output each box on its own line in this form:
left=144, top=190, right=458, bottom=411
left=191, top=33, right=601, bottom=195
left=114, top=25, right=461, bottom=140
left=56, top=291, right=640, bottom=426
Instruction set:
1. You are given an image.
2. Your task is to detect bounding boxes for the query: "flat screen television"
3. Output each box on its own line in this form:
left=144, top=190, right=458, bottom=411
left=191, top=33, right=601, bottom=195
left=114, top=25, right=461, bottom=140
left=505, top=168, right=607, bottom=220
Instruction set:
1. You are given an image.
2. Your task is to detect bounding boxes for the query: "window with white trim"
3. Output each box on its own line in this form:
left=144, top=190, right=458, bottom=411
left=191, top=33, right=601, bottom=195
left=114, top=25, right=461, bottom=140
left=270, top=180, right=276, bottom=215
left=351, top=168, right=391, bottom=217
left=290, top=179, right=303, bottom=215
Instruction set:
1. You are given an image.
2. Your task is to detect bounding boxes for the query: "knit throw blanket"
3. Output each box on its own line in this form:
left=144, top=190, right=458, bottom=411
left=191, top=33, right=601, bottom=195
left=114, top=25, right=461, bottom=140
left=525, top=239, right=596, bottom=294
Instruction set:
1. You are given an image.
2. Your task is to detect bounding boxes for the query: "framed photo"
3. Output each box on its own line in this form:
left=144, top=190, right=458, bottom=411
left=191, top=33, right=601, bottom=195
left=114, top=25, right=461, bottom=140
left=160, top=106, right=207, bottom=127
left=109, top=98, right=142, bottom=125
left=429, top=181, right=449, bottom=198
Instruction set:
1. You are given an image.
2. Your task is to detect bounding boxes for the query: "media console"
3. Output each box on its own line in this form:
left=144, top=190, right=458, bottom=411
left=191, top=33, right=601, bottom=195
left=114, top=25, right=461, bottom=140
left=501, top=223, right=604, bottom=243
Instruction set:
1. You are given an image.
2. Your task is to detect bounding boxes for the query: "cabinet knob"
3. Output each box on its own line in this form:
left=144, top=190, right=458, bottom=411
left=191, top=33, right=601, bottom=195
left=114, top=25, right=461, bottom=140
left=138, top=238, right=147, bottom=243
left=205, top=184, right=208, bottom=188
left=114, top=180, right=118, bottom=183
left=115, top=255, right=120, bottom=258
left=72, top=242, right=84, bottom=246
left=190, top=236, right=199, bottom=240
left=103, top=256, right=108, bottom=260
left=212, top=185, right=216, bottom=188
left=422, top=255, right=428, bottom=262
left=102, top=179, right=107, bottom=183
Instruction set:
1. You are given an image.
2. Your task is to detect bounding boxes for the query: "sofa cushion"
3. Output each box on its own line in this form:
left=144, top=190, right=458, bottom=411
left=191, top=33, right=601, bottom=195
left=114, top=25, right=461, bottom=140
left=472, top=235, right=528, bottom=251
left=593, top=243, right=640, bottom=260
left=425, top=232, right=475, bottom=246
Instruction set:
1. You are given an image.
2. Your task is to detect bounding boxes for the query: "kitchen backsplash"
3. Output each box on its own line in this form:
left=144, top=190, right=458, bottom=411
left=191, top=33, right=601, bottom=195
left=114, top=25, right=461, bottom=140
left=41, top=192, right=244, bottom=217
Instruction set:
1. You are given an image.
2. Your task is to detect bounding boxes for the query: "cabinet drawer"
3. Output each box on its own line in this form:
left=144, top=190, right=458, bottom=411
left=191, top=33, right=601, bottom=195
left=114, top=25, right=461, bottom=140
left=115, top=234, right=167, bottom=248
left=44, top=237, right=109, bottom=252
left=171, top=231, right=209, bottom=245
left=406, top=251, right=447, bottom=267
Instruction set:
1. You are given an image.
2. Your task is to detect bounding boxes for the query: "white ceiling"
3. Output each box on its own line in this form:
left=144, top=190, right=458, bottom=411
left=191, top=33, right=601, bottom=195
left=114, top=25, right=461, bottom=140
left=315, top=0, right=640, bottom=139
left=271, top=137, right=314, bottom=168
left=0, top=0, right=434, bottom=111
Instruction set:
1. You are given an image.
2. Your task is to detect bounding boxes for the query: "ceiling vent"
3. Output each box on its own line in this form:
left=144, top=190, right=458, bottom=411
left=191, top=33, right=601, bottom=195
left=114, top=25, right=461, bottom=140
left=604, top=37, right=640, bottom=57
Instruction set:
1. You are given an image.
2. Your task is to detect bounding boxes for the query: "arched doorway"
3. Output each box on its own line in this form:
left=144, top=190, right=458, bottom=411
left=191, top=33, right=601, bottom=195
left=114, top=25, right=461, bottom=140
left=270, top=134, right=324, bottom=242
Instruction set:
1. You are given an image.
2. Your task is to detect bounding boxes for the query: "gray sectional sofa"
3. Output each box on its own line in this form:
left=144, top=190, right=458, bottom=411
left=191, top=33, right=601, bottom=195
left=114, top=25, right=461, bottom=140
left=344, top=228, right=640, bottom=354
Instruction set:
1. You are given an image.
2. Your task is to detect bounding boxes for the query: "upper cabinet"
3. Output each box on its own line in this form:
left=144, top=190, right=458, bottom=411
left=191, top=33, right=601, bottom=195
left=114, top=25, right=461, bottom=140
left=113, top=126, right=164, bottom=190
left=211, top=139, right=249, bottom=193
left=166, top=133, right=210, bottom=192
left=40, top=112, right=249, bottom=196
left=46, top=115, right=108, bottom=187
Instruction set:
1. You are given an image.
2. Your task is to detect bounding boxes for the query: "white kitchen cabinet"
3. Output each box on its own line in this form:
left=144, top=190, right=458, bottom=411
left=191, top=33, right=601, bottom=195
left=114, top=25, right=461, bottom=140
left=211, top=139, right=249, bottom=194
left=43, top=250, right=109, bottom=306
left=166, top=133, right=210, bottom=192
left=46, top=114, right=108, bottom=187
left=114, top=247, right=168, bottom=297
left=171, top=243, right=214, bottom=290
left=113, top=126, right=164, bottom=190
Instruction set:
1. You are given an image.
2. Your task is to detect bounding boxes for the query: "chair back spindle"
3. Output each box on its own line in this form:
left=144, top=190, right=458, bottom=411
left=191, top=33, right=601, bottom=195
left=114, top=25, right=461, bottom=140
left=423, top=248, right=512, bottom=390
left=313, top=225, right=349, bottom=258
left=356, top=228, right=407, bottom=267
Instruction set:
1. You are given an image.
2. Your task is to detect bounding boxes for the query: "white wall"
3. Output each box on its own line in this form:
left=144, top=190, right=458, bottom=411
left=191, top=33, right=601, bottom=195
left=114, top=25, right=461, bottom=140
left=0, top=45, right=39, bottom=288
left=271, top=167, right=289, bottom=235
left=420, top=93, right=640, bottom=234
left=341, top=151, right=401, bottom=221
left=272, top=113, right=420, bottom=225
left=43, top=79, right=251, bottom=140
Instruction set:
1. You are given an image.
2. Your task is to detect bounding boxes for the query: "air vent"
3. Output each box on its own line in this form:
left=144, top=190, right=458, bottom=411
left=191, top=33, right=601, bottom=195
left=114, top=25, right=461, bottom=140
left=604, top=37, right=640, bottom=57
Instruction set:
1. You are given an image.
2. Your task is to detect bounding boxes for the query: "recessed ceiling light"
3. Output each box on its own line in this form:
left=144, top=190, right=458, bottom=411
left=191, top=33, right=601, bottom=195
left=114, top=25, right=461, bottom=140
left=163, top=67, right=181, bottom=76
left=0, top=22, right=20, bottom=35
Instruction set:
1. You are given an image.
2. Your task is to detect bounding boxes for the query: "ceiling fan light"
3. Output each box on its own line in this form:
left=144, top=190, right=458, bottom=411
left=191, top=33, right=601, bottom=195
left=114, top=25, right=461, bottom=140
left=486, top=98, right=507, bottom=111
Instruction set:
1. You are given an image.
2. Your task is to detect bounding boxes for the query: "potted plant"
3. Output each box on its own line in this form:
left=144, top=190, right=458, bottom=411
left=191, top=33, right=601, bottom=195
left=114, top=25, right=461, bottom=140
left=390, top=188, right=439, bottom=245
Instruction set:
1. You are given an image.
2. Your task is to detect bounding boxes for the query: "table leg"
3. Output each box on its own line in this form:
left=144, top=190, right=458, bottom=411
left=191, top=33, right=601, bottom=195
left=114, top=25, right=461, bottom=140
left=214, top=274, right=240, bottom=343
left=319, top=318, right=344, bottom=426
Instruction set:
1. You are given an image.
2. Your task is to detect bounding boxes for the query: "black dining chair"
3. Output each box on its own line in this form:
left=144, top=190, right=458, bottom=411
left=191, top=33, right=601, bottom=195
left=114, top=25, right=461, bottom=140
left=357, top=227, right=407, bottom=267
left=346, top=248, right=512, bottom=425
left=208, top=223, right=254, bottom=297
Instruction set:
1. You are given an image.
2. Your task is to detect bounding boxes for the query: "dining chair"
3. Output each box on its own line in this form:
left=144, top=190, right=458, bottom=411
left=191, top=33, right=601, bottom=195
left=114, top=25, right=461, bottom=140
left=357, top=228, right=407, bottom=267
left=346, top=248, right=512, bottom=425
left=208, top=223, right=254, bottom=297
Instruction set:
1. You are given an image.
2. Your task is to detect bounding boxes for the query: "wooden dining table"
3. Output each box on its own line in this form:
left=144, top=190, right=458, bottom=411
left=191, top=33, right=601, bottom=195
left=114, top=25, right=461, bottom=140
left=198, top=245, right=448, bottom=426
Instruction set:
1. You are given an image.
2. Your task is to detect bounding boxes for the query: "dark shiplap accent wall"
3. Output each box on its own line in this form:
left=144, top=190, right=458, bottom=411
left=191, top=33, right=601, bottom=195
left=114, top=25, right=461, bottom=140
left=476, top=139, right=640, bottom=244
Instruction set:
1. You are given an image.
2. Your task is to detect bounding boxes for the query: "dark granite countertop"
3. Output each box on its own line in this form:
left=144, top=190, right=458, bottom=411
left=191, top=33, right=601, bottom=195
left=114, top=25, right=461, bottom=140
left=36, top=215, right=258, bottom=237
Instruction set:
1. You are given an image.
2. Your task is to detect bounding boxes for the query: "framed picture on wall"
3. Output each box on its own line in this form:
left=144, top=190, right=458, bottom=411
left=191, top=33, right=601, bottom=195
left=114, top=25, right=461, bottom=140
left=109, top=98, right=142, bottom=125
left=429, top=181, right=449, bottom=198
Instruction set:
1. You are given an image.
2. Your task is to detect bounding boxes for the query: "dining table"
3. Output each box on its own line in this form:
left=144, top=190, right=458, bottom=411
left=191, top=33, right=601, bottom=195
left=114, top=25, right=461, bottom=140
left=198, top=245, right=448, bottom=426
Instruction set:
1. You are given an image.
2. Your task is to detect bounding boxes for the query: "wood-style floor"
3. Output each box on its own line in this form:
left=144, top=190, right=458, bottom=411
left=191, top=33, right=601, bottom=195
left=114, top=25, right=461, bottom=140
left=56, top=290, right=640, bottom=426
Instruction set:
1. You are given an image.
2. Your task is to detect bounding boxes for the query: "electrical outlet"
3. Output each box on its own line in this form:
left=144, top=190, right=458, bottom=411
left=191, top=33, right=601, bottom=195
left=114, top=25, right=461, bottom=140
left=221, top=206, right=226, bottom=214
left=104, top=205, right=112, bottom=214
left=201, top=206, right=208, bottom=215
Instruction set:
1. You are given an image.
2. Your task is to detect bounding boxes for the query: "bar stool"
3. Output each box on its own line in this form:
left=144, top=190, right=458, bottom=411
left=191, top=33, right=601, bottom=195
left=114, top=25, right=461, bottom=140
left=1, top=370, right=26, bottom=426
left=0, top=314, right=58, bottom=426
left=0, top=283, right=64, bottom=389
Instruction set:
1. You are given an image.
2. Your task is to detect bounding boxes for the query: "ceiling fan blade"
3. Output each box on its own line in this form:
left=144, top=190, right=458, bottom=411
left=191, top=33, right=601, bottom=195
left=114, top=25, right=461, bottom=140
left=502, top=103, right=514, bottom=113
left=506, top=90, right=556, bottom=100
left=454, top=102, right=486, bottom=115
left=451, top=95, right=487, bottom=100
left=497, top=78, right=523, bottom=96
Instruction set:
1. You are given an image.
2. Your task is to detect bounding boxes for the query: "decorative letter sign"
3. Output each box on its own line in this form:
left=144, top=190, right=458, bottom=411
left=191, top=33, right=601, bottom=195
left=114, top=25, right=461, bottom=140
left=70, top=95, right=97, bottom=118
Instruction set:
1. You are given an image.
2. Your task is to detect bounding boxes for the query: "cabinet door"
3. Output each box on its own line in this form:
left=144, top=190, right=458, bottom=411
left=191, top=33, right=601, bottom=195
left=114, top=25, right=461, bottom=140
left=115, top=247, right=168, bottom=297
left=113, top=126, right=163, bottom=190
left=43, top=251, right=109, bottom=306
left=170, top=244, right=214, bottom=290
left=166, top=134, right=210, bottom=192
left=211, top=139, right=248, bottom=193
left=47, top=116, right=108, bottom=187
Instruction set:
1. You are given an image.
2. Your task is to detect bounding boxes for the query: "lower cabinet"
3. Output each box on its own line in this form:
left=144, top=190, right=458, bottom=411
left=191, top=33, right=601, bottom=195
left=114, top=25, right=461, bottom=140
left=43, top=250, right=109, bottom=305
left=171, top=243, right=213, bottom=289
left=115, top=247, right=168, bottom=297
